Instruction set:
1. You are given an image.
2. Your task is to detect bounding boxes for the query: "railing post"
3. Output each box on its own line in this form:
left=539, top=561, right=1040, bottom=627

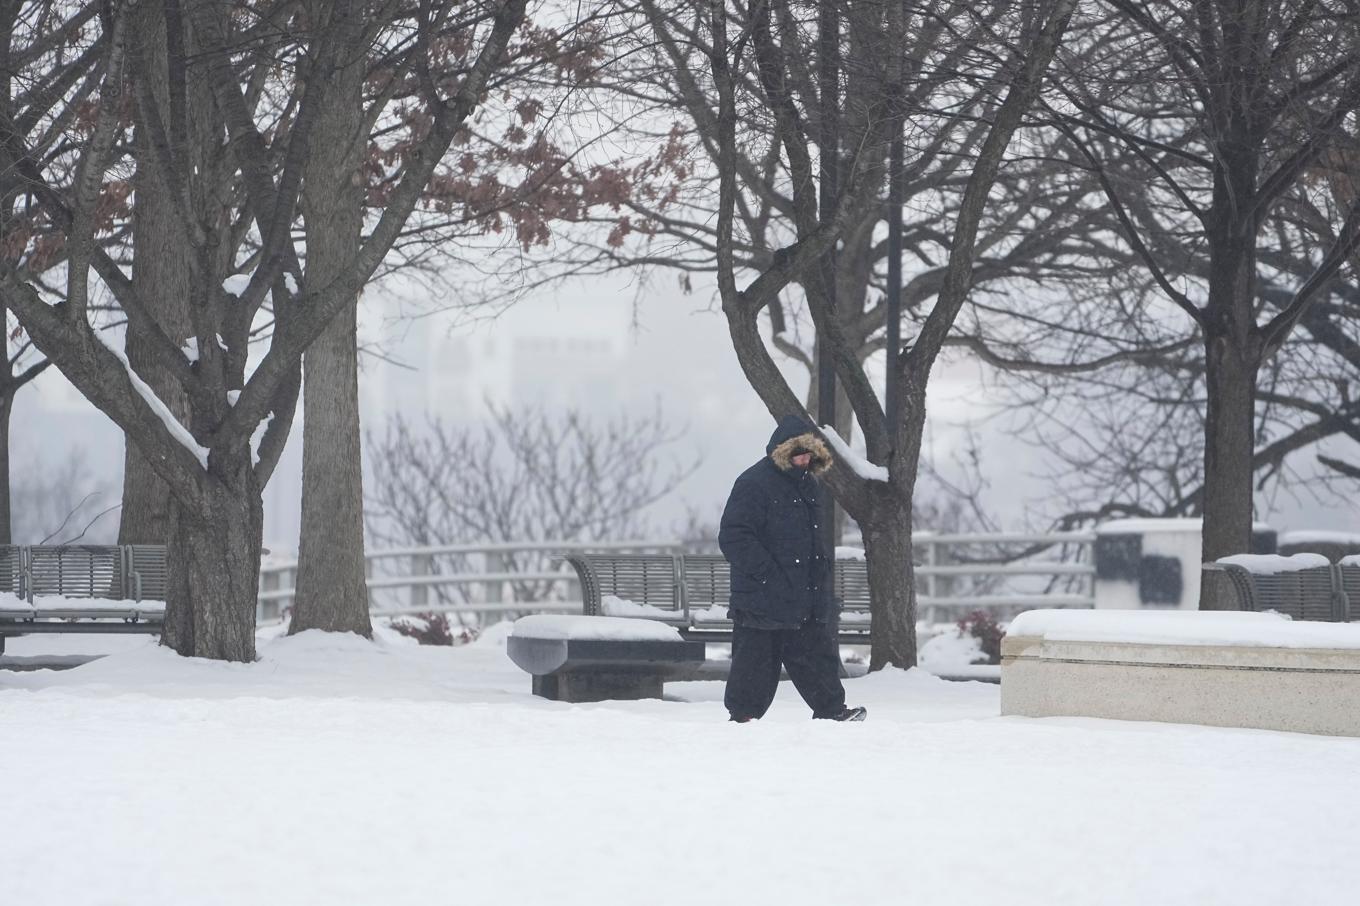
left=411, top=553, right=431, bottom=610
left=261, top=565, right=293, bottom=620
left=925, top=540, right=940, bottom=624
left=259, top=567, right=278, bottom=622
left=487, top=551, right=504, bottom=604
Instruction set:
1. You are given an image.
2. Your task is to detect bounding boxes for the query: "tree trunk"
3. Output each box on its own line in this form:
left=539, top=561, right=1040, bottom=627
left=1199, top=331, right=1260, bottom=586
left=161, top=455, right=263, bottom=661
left=119, top=3, right=192, bottom=545
left=1198, top=177, right=1262, bottom=596
left=862, top=388, right=927, bottom=669
left=0, top=390, right=11, bottom=545
left=862, top=504, right=916, bottom=670
left=290, top=0, right=371, bottom=637
left=291, top=301, right=371, bottom=636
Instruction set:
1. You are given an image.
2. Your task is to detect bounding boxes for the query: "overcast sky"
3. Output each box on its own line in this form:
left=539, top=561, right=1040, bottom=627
left=12, top=267, right=1360, bottom=551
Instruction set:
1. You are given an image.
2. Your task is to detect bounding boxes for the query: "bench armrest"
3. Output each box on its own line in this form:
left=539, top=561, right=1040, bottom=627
left=562, top=556, right=604, bottom=615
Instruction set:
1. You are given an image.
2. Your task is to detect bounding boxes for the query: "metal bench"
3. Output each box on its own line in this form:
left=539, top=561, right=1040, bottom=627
left=1204, top=560, right=1356, bottom=621
left=564, top=552, right=875, bottom=642
left=575, top=553, right=687, bottom=624
left=0, top=544, right=168, bottom=656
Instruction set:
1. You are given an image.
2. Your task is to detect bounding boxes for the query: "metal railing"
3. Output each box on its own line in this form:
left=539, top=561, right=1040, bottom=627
left=0, top=531, right=1096, bottom=627
left=256, top=532, right=1096, bottom=625
left=257, top=540, right=680, bottom=623
left=911, top=530, right=1096, bottom=622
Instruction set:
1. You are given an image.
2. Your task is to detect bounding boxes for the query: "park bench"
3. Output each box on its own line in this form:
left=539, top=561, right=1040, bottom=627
left=1203, top=555, right=1360, bottom=621
left=562, top=552, right=874, bottom=642
left=0, top=544, right=167, bottom=656
left=503, top=554, right=873, bottom=701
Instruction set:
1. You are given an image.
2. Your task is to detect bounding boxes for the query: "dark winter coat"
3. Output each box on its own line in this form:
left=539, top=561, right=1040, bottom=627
left=718, top=415, right=837, bottom=629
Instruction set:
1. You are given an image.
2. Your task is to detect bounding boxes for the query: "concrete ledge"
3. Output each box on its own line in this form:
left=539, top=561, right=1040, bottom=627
left=1001, top=635, right=1360, bottom=737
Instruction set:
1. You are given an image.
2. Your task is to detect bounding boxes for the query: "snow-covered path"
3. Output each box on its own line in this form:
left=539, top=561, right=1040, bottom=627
left=3, top=627, right=1358, bottom=905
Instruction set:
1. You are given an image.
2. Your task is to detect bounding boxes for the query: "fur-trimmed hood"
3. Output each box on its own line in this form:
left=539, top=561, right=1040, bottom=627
left=765, top=415, right=833, bottom=475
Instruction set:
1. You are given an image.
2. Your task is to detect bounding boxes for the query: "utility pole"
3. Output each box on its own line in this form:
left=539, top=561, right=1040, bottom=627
left=885, top=119, right=903, bottom=443
left=817, top=0, right=839, bottom=555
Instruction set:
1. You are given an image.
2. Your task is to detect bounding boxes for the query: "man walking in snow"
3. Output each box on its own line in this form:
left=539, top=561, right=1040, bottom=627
left=718, top=414, right=867, bottom=722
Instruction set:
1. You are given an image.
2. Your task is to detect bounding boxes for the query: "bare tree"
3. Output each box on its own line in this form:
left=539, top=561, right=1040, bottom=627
left=488, top=1, right=1111, bottom=468
left=0, top=0, right=530, bottom=661
left=963, top=257, right=1360, bottom=534
left=931, top=4, right=1360, bottom=557
left=1042, top=0, right=1360, bottom=576
left=366, top=403, right=696, bottom=604
left=290, top=1, right=618, bottom=637
left=0, top=1, right=111, bottom=544
left=1, top=303, right=50, bottom=543
left=118, top=0, right=200, bottom=546
left=290, top=0, right=375, bottom=638
left=698, top=0, right=1077, bottom=667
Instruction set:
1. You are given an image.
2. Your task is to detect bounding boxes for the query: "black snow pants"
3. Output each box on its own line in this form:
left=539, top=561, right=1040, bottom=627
left=724, top=619, right=846, bottom=720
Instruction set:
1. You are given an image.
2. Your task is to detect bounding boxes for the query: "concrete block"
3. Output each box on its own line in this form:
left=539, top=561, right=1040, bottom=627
left=508, top=635, right=705, bottom=703
left=532, top=671, right=665, bottom=703
left=1001, top=635, right=1360, bottom=737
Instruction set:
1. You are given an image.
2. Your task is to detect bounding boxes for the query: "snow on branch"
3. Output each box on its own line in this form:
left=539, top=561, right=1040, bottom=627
left=95, top=332, right=208, bottom=469
left=819, top=425, right=888, bottom=483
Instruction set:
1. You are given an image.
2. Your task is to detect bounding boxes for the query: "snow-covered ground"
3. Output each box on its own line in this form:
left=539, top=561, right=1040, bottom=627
left=4, top=624, right=1359, bottom=906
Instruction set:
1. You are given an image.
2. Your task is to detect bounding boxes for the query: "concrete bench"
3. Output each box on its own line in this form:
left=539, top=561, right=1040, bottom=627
left=506, top=615, right=705, bottom=702
left=563, top=552, right=873, bottom=642
left=1001, top=609, right=1360, bottom=737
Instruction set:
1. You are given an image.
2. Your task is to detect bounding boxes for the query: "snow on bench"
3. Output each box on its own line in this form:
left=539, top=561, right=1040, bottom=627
left=1215, top=553, right=1330, bottom=573
left=510, top=614, right=683, bottom=642
left=1204, top=552, right=1355, bottom=621
left=600, top=595, right=695, bottom=622
left=1007, top=608, right=1360, bottom=650
left=506, top=615, right=705, bottom=703
left=0, top=592, right=166, bottom=618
